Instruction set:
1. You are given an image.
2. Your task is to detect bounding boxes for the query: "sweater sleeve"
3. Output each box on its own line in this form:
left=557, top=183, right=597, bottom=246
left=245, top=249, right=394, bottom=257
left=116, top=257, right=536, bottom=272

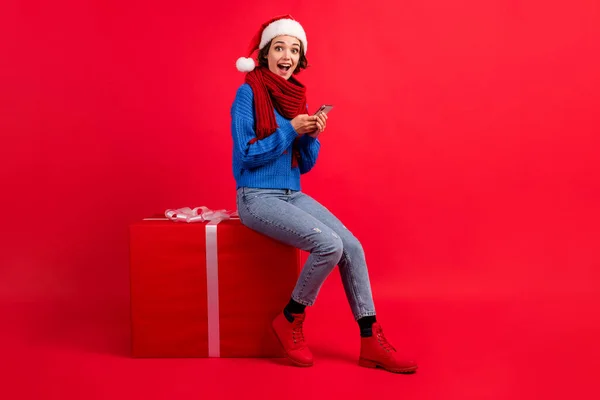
left=231, top=84, right=299, bottom=170
left=297, top=135, right=321, bottom=174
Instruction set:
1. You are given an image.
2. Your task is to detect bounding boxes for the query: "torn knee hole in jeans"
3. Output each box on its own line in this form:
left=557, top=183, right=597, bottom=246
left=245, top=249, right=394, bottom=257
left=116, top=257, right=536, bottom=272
left=312, top=228, right=339, bottom=240
left=312, top=227, right=339, bottom=239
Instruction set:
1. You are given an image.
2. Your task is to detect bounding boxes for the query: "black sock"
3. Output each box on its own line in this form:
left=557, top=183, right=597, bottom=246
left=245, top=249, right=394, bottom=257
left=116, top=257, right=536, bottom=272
left=283, top=299, right=306, bottom=322
left=358, top=315, right=377, bottom=337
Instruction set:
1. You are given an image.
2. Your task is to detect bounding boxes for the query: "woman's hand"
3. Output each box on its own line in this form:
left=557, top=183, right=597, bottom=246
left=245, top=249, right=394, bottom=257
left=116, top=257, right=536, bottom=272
left=291, top=114, right=319, bottom=135
left=307, top=112, right=327, bottom=138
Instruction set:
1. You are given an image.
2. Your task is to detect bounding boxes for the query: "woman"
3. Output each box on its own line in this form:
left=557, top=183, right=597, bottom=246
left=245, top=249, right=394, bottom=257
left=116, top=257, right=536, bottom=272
left=231, top=15, right=417, bottom=374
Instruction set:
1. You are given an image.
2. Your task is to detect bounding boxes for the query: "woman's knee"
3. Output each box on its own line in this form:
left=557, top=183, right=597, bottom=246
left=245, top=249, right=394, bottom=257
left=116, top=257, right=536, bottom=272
left=313, top=232, right=344, bottom=262
left=342, top=234, right=365, bottom=258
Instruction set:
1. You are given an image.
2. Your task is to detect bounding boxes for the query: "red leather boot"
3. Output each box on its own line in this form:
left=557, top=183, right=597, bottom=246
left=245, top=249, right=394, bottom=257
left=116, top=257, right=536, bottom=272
left=272, top=311, right=314, bottom=367
left=359, top=322, right=418, bottom=374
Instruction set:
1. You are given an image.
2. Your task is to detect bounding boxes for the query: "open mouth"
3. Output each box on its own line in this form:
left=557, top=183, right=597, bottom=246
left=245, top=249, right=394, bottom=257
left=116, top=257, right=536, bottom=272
left=277, top=63, right=291, bottom=73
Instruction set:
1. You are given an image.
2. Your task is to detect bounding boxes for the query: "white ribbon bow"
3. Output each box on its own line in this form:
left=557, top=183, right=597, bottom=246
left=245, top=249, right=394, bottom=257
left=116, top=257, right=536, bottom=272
left=164, top=206, right=238, bottom=223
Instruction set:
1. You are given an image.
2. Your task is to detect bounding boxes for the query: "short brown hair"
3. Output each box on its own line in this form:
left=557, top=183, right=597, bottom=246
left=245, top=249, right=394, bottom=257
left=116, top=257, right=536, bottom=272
left=257, top=39, right=309, bottom=75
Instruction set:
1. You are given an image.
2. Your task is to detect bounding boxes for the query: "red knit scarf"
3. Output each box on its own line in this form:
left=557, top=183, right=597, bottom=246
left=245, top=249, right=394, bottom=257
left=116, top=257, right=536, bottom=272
left=245, top=67, right=307, bottom=167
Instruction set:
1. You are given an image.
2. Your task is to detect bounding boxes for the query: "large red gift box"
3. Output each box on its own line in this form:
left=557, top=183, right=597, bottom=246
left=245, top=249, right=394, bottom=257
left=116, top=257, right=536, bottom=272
left=129, top=216, right=300, bottom=357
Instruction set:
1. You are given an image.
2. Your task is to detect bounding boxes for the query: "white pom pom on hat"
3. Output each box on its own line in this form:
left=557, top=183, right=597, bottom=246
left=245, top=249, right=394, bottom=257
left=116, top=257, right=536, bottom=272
left=236, top=57, right=256, bottom=72
left=236, top=14, right=307, bottom=73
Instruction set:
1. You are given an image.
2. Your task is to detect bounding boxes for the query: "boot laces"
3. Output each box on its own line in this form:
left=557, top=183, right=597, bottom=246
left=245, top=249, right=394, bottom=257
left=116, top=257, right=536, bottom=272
left=376, top=327, right=396, bottom=352
left=291, top=319, right=305, bottom=344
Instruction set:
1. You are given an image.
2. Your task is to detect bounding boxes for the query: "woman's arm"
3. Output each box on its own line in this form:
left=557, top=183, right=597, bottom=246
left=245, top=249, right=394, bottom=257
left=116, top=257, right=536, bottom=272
left=231, top=85, right=298, bottom=170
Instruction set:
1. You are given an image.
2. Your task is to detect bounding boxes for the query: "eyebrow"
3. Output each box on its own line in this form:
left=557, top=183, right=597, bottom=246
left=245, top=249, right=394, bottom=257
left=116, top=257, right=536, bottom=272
left=274, top=41, right=300, bottom=47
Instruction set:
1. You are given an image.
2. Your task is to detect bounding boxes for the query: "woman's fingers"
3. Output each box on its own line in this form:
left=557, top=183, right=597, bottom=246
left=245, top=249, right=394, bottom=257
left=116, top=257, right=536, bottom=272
left=299, top=114, right=326, bottom=134
left=321, top=114, right=327, bottom=131
left=315, top=113, right=326, bottom=132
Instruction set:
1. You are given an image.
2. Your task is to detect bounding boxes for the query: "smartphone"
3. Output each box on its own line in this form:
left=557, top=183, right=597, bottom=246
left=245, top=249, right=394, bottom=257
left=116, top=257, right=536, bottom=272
left=313, top=104, right=334, bottom=115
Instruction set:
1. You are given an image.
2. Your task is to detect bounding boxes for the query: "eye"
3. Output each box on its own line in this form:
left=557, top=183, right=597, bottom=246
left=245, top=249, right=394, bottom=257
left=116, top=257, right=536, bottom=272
left=292, top=48, right=299, bottom=54
left=275, top=46, right=282, bottom=51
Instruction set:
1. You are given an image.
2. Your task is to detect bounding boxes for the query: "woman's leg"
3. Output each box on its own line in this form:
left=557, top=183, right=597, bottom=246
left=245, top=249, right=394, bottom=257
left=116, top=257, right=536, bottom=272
left=238, top=188, right=416, bottom=372
left=236, top=187, right=344, bottom=306
left=287, top=192, right=417, bottom=373
left=288, top=191, right=376, bottom=320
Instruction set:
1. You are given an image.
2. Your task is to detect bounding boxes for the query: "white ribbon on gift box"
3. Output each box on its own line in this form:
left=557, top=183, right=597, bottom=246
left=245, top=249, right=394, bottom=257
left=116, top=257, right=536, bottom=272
left=146, top=206, right=239, bottom=357
left=164, top=206, right=238, bottom=224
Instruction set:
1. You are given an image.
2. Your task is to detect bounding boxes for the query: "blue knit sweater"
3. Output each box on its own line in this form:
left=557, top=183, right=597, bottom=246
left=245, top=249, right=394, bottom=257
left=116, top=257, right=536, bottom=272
left=230, top=83, right=321, bottom=190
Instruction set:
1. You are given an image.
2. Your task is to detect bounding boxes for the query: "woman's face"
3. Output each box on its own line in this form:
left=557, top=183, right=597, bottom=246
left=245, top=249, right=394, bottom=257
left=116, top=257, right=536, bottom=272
left=266, top=35, right=301, bottom=80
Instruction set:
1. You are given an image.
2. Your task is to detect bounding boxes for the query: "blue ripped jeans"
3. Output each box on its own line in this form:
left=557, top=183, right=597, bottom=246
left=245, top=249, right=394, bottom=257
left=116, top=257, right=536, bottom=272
left=236, top=187, right=376, bottom=320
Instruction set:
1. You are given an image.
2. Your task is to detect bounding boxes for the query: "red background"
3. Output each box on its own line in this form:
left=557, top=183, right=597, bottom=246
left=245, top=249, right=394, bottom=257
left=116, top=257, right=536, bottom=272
left=1, top=0, right=599, bottom=398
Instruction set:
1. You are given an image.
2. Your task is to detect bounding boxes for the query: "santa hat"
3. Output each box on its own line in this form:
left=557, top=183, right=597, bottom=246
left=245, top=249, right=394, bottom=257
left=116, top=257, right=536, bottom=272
left=236, top=15, right=308, bottom=72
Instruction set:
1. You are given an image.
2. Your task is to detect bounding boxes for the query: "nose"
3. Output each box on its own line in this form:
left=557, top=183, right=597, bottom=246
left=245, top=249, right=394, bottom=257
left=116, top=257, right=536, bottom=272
left=282, top=49, right=292, bottom=60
